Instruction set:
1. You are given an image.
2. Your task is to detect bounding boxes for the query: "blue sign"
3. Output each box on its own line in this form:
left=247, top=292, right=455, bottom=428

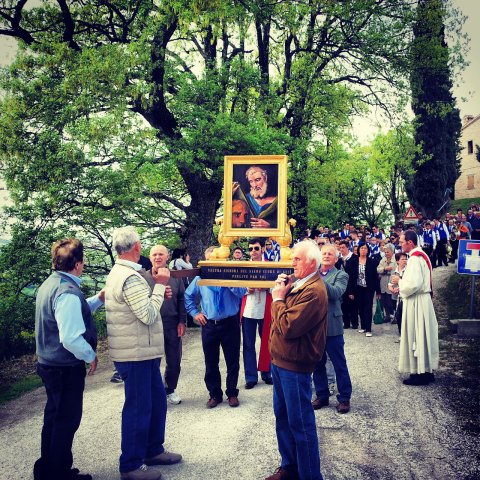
left=457, top=239, right=480, bottom=275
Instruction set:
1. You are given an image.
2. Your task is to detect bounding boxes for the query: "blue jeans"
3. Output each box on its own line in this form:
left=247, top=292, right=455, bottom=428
left=114, top=359, right=166, bottom=473
left=271, top=364, right=323, bottom=480
left=242, top=316, right=271, bottom=383
left=312, top=335, right=352, bottom=404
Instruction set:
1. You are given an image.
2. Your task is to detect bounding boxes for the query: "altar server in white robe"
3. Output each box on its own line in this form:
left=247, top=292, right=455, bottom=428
left=393, top=230, right=439, bottom=386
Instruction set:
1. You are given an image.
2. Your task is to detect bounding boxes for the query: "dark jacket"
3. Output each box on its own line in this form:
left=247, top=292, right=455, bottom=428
left=355, top=258, right=381, bottom=294
left=144, top=270, right=187, bottom=327
left=269, top=272, right=328, bottom=373
left=341, top=254, right=358, bottom=296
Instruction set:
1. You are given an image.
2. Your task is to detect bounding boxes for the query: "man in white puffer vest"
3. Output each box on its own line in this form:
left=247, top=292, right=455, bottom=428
left=105, top=227, right=182, bottom=480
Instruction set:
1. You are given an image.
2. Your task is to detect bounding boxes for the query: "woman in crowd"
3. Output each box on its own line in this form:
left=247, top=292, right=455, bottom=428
left=377, top=244, right=397, bottom=322
left=354, top=243, right=381, bottom=337
left=388, top=252, right=408, bottom=334
left=169, top=248, right=193, bottom=270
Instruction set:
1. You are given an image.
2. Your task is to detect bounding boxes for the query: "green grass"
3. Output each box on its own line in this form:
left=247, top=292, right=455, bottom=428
left=0, top=374, right=42, bottom=405
left=450, top=196, right=480, bottom=213
left=444, top=273, right=480, bottom=320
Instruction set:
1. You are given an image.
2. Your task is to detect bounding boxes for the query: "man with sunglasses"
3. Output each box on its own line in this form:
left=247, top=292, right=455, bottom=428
left=240, top=238, right=273, bottom=389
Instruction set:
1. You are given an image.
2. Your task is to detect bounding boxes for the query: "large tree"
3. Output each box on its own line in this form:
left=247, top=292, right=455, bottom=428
left=0, top=0, right=416, bottom=262
left=408, top=0, right=462, bottom=218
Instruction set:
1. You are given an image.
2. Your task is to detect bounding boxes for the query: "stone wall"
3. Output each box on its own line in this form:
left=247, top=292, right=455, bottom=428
left=455, top=115, right=480, bottom=200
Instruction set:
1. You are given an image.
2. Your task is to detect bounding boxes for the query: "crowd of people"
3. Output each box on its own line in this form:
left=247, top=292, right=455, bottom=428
left=32, top=201, right=472, bottom=480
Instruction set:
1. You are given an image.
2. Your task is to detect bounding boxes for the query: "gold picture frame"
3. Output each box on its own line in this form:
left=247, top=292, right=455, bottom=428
left=223, top=155, right=287, bottom=238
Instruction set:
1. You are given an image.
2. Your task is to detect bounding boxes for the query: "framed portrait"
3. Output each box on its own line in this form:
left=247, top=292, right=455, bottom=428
left=223, top=155, right=287, bottom=238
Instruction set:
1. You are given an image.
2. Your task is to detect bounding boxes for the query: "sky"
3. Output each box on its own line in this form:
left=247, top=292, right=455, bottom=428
left=0, top=0, right=479, bottom=144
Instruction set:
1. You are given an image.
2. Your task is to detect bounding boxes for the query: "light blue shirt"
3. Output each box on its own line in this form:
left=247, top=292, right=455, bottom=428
left=54, top=272, right=103, bottom=363
left=184, top=276, right=246, bottom=321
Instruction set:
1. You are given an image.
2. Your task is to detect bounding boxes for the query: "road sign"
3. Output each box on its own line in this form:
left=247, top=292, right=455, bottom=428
left=403, top=205, right=419, bottom=224
left=457, top=239, right=480, bottom=275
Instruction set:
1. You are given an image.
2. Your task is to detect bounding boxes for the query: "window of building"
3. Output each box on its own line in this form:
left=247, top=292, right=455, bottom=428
left=467, top=140, right=473, bottom=154
left=467, top=175, right=474, bottom=190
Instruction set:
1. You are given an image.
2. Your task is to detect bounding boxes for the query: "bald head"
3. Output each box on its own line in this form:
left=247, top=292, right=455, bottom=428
left=150, top=245, right=169, bottom=269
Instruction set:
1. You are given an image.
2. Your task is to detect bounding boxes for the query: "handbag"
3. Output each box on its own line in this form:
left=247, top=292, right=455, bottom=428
left=373, top=299, right=385, bottom=324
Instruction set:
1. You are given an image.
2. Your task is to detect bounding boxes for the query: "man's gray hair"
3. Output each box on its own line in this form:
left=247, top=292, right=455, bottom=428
left=293, top=240, right=322, bottom=269
left=112, top=226, right=140, bottom=255
left=245, top=165, right=267, bottom=181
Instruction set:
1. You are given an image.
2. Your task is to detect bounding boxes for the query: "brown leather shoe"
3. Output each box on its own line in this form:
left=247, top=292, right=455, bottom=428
left=228, top=396, right=240, bottom=407
left=144, top=451, right=182, bottom=465
left=206, top=397, right=222, bottom=408
left=120, top=464, right=162, bottom=480
left=336, top=401, right=350, bottom=414
left=312, top=397, right=329, bottom=410
left=265, top=467, right=296, bottom=480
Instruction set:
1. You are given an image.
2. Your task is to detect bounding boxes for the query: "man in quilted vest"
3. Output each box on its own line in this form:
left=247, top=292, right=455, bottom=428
left=105, top=227, right=181, bottom=480
left=34, top=238, right=102, bottom=480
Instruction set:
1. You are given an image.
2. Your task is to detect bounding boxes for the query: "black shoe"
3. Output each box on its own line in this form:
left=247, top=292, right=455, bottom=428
left=245, top=381, right=257, bottom=389
left=425, top=372, right=435, bottom=383
left=262, top=377, right=273, bottom=385
left=403, top=374, right=430, bottom=386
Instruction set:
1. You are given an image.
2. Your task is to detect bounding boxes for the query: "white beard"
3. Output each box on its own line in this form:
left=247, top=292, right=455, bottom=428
left=250, top=183, right=267, bottom=199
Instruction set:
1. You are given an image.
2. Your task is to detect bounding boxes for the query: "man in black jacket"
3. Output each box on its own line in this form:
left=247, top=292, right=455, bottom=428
left=338, top=241, right=358, bottom=329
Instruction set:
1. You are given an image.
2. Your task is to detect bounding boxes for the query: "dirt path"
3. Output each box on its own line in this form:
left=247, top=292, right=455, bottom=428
left=0, top=263, right=478, bottom=480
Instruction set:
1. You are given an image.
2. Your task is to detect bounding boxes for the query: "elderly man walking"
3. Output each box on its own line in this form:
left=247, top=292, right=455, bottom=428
left=394, top=230, right=439, bottom=386
left=265, top=241, right=328, bottom=480
left=105, top=227, right=181, bottom=480
left=312, top=244, right=352, bottom=414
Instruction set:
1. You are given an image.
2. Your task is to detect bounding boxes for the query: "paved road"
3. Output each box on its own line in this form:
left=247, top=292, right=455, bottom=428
left=1, top=266, right=478, bottom=479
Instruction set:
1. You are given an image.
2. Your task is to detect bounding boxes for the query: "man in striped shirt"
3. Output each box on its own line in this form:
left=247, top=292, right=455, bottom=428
left=105, top=227, right=181, bottom=480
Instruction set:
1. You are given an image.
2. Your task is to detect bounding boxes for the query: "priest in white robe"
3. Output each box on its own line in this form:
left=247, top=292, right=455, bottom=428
left=394, top=230, right=439, bottom=386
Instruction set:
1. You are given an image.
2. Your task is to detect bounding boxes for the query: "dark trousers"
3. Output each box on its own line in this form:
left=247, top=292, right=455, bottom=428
left=201, top=315, right=241, bottom=399
left=450, top=239, right=459, bottom=262
left=114, top=359, right=166, bottom=473
left=435, top=239, right=448, bottom=267
left=423, top=245, right=434, bottom=263
left=35, top=362, right=86, bottom=480
left=312, top=335, right=352, bottom=404
left=341, top=295, right=357, bottom=329
left=163, top=325, right=182, bottom=394
left=380, top=292, right=394, bottom=318
left=355, top=287, right=375, bottom=333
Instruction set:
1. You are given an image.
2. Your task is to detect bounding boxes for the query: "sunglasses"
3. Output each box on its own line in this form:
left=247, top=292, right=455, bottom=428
left=265, top=243, right=272, bottom=246
left=248, top=246, right=261, bottom=251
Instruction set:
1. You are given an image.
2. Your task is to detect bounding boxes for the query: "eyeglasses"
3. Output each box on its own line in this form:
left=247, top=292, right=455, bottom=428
left=265, top=243, right=272, bottom=246
left=248, top=246, right=261, bottom=251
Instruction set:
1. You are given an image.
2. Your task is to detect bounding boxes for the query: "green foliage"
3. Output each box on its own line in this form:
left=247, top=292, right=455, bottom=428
left=408, top=0, right=462, bottom=218
left=0, top=226, right=57, bottom=359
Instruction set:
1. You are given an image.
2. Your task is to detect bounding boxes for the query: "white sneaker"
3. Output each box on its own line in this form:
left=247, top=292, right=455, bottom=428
left=365, top=332, right=372, bottom=337
left=166, top=392, right=182, bottom=405
left=358, top=329, right=365, bottom=333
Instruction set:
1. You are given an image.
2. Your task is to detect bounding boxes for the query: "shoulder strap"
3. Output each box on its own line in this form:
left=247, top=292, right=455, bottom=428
left=410, top=250, right=433, bottom=295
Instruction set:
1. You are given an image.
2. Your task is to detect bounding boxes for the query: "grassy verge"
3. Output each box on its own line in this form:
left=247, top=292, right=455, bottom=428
left=437, top=272, right=480, bottom=435
left=449, top=196, right=480, bottom=213
left=0, top=339, right=110, bottom=406
left=0, top=374, right=42, bottom=404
